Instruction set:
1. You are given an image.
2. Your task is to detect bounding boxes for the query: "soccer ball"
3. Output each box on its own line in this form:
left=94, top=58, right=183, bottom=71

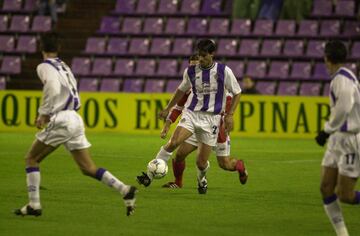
left=147, top=159, right=168, bottom=179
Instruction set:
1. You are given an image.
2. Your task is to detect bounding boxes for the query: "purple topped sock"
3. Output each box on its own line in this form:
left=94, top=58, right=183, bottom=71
left=95, top=168, right=106, bottom=181
left=26, top=167, right=39, bottom=173
left=354, top=191, right=360, bottom=204
left=323, top=194, right=337, bottom=205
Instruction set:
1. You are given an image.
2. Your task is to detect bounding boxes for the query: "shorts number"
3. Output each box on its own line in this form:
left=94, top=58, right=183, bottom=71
left=212, top=125, right=218, bottom=135
left=345, top=153, right=356, bottom=165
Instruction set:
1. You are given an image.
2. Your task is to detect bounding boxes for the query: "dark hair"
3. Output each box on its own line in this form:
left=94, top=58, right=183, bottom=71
left=189, top=54, right=199, bottom=62
left=196, top=39, right=217, bottom=54
left=324, top=40, right=347, bottom=64
left=40, top=32, right=59, bottom=53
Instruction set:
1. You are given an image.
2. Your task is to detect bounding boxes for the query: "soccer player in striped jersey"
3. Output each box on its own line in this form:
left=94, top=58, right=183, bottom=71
left=137, top=39, right=242, bottom=194
left=315, top=40, right=360, bottom=236
left=14, top=33, right=137, bottom=217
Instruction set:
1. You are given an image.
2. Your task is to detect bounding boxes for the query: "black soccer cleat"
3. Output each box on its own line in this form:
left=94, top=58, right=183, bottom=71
left=123, top=186, right=137, bottom=216
left=14, top=205, right=42, bottom=217
left=197, top=177, right=208, bottom=194
left=136, top=172, right=151, bottom=187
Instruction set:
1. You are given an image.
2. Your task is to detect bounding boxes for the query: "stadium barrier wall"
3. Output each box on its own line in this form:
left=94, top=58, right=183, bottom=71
left=0, top=90, right=330, bottom=138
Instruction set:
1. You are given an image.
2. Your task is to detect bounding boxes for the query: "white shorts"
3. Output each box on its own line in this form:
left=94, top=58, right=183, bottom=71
left=178, top=110, right=221, bottom=147
left=36, top=110, right=91, bottom=151
left=184, top=134, right=230, bottom=157
left=322, top=132, right=360, bottom=178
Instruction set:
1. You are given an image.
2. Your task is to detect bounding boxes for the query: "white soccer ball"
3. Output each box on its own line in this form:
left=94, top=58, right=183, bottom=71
left=147, top=159, right=168, bottom=179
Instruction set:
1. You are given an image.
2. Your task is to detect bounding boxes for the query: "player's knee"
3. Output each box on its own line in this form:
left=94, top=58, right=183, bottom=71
left=217, top=158, right=227, bottom=170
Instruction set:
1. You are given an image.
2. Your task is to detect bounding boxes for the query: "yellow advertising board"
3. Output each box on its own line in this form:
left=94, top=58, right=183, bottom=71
left=0, top=90, right=330, bottom=138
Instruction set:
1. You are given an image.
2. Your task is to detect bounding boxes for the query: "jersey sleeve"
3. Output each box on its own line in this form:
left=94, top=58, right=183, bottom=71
left=224, top=66, right=241, bottom=96
left=178, top=68, right=192, bottom=92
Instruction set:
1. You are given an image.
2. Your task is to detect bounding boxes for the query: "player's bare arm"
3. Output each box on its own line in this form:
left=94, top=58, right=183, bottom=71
left=224, top=93, right=241, bottom=132
left=158, top=88, right=186, bottom=120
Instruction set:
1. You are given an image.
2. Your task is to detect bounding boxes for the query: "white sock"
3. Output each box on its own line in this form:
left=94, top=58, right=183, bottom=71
left=324, top=196, right=349, bottom=236
left=155, top=146, right=172, bottom=162
left=26, top=167, right=41, bottom=209
left=96, top=168, right=130, bottom=196
left=197, top=161, right=210, bottom=182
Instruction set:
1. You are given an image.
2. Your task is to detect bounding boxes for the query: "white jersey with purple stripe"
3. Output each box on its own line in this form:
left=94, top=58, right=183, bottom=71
left=178, top=62, right=241, bottom=114
left=37, top=57, right=80, bottom=116
left=325, top=67, right=360, bottom=133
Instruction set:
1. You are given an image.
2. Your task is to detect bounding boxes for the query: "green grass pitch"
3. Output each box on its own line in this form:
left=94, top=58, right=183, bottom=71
left=0, top=132, right=359, bottom=236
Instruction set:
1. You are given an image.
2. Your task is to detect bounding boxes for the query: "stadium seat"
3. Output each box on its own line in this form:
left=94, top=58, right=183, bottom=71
left=335, top=0, right=355, bottom=16
left=297, top=20, right=319, bottom=37
left=253, top=19, right=274, bottom=36
left=346, top=62, right=358, bottom=75
left=123, top=79, right=144, bottom=93
left=136, top=0, right=157, bottom=14
left=323, top=83, right=330, bottom=96
left=230, top=19, right=251, bottom=36
left=165, top=79, right=181, bottom=93
left=144, top=79, right=165, bottom=93
left=179, top=60, right=189, bottom=75
left=238, top=39, right=260, bottom=56
left=128, top=38, right=150, bottom=55
left=114, top=0, right=136, bottom=14
left=165, top=18, right=186, bottom=35
left=320, top=20, right=340, bottom=36
left=255, top=81, right=276, bottom=95
left=31, top=16, right=52, bottom=32
left=246, top=61, right=267, bottom=79
left=290, top=62, right=312, bottom=80
left=0, top=15, right=9, bottom=32
left=143, top=17, right=164, bottom=34
left=71, top=57, right=91, bottom=76
left=9, top=15, right=30, bottom=32
left=277, top=82, right=299, bottom=96
left=180, top=0, right=201, bottom=15
left=299, top=82, right=321, bottom=96
left=217, top=39, right=238, bottom=56
left=267, top=61, right=289, bottom=79
left=150, top=38, right=171, bottom=55
left=208, top=18, right=229, bottom=35
left=157, top=59, right=178, bottom=76
left=85, top=37, right=106, bottom=54
left=187, top=18, right=208, bottom=35
left=343, top=21, right=359, bottom=36
left=24, top=0, right=37, bottom=12
left=122, top=17, right=143, bottom=34
left=260, top=39, right=282, bottom=57
left=312, top=63, right=329, bottom=80
left=201, top=0, right=223, bottom=15
left=1, top=56, right=21, bottom=74
left=0, top=76, right=5, bottom=90
left=98, top=17, right=120, bottom=34
left=0, top=35, right=15, bottom=52
left=306, top=40, right=324, bottom=59
left=16, top=35, right=36, bottom=53
left=172, top=38, right=193, bottom=56
left=135, top=59, right=156, bottom=76
left=79, top=78, right=99, bottom=92
left=100, top=78, right=121, bottom=92
left=158, top=0, right=178, bottom=14
left=283, top=40, right=304, bottom=57
left=226, top=60, right=245, bottom=78
left=106, top=37, right=128, bottom=55
left=2, top=0, right=22, bottom=11
left=312, top=0, right=332, bottom=17
left=275, top=20, right=295, bottom=36
left=350, top=42, right=360, bottom=59
left=91, top=58, right=112, bottom=76
left=113, top=58, right=135, bottom=76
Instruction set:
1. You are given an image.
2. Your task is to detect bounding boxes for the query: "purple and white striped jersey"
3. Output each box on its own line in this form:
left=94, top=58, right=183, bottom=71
left=37, top=57, right=80, bottom=116
left=178, top=62, right=241, bottom=114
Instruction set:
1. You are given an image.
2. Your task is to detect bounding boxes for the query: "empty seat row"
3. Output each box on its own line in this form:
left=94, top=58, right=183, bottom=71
left=0, top=56, right=21, bottom=74
left=1, top=0, right=37, bottom=13
left=98, top=16, right=359, bottom=38
left=0, top=15, right=52, bottom=33
left=312, top=0, right=358, bottom=17
left=0, top=35, right=36, bottom=53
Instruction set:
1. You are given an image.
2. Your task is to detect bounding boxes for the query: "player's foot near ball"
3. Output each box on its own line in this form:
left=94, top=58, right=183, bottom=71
left=136, top=172, right=151, bottom=187
left=162, top=182, right=182, bottom=188
left=197, top=177, right=208, bottom=194
left=14, top=205, right=42, bottom=217
left=236, top=160, right=248, bottom=185
left=123, top=186, right=137, bottom=216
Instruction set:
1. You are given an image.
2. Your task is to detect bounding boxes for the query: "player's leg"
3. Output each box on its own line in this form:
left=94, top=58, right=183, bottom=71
left=196, top=142, right=212, bottom=194
left=336, top=175, right=360, bottom=204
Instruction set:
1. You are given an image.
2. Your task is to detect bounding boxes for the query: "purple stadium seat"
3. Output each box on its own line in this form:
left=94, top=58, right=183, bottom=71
left=123, top=79, right=144, bottom=93
left=323, top=83, right=330, bottom=96
left=275, top=20, right=295, bottom=36
left=297, top=20, right=319, bottom=37
left=157, top=59, right=178, bottom=76
left=283, top=40, right=304, bottom=57
left=79, top=78, right=99, bottom=92
left=1, top=56, right=21, bottom=74
left=312, top=63, right=329, bottom=80
left=165, top=18, right=186, bottom=35
left=201, top=0, right=223, bottom=15
left=24, top=0, right=37, bottom=12
left=335, top=0, right=355, bottom=16
left=343, top=21, right=359, bottom=36
left=346, top=62, right=358, bottom=75
left=121, top=17, right=142, bottom=34
left=299, top=82, right=321, bottom=96
left=114, top=0, right=136, bottom=14
left=150, top=38, right=171, bottom=55
left=113, top=58, right=135, bottom=76
left=208, top=18, right=229, bottom=35
left=85, top=37, right=106, bottom=54
left=9, top=15, right=30, bottom=32
left=253, top=20, right=274, bottom=36
left=136, top=0, right=157, bottom=14
left=144, top=79, right=165, bottom=93
left=143, top=17, right=164, bottom=34
left=98, top=17, right=120, bottom=34
left=2, top=0, right=22, bottom=11
left=71, top=57, right=91, bottom=76
left=260, top=39, right=282, bottom=57
left=238, top=39, right=259, bottom=56
left=16, top=35, right=36, bottom=53
left=277, top=82, right=299, bottom=96
left=0, top=76, right=5, bottom=90
left=246, top=61, right=267, bottom=79
left=267, top=61, right=289, bottom=79
left=91, top=58, right=112, bottom=76
left=31, top=16, right=51, bottom=32
left=256, top=81, right=276, bottom=95
left=320, top=20, right=340, bottom=36
left=306, top=40, right=324, bottom=59
left=217, top=39, right=238, bottom=56
left=290, top=62, right=312, bottom=80
left=165, top=79, right=181, bottom=93
left=172, top=38, right=193, bottom=56
left=179, top=60, right=189, bottom=75
left=0, top=15, right=9, bottom=32
left=135, top=59, right=156, bottom=76
left=158, top=0, right=179, bottom=14
left=225, top=60, right=244, bottom=78
left=351, top=42, right=360, bottom=59
left=312, top=0, right=332, bottom=17
left=230, top=19, right=251, bottom=36
left=106, top=38, right=128, bottom=55
left=100, top=79, right=121, bottom=92
left=187, top=18, right=208, bottom=35
left=0, top=35, right=15, bottom=52
left=128, top=38, right=150, bottom=55
left=180, top=0, right=201, bottom=15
